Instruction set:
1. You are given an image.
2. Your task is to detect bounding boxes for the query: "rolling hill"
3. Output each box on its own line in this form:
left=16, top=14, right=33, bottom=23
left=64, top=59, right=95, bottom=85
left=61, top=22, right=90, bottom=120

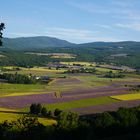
left=2, top=36, right=74, bottom=50
left=2, top=36, right=140, bottom=51
left=0, top=36, right=140, bottom=68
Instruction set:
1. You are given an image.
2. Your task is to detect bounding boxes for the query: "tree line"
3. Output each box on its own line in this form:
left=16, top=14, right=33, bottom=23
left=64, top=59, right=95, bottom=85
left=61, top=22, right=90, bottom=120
left=104, top=71, right=125, bottom=78
left=0, top=73, right=38, bottom=84
left=1, top=105, right=140, bottom=139
left=30, top=103, right=62, bottom=118
left=65, top=68, right=96, bottom=74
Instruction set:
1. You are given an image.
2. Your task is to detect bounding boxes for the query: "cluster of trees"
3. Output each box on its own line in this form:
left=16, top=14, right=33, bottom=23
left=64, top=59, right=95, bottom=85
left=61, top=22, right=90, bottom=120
left=104, top=71, right=125, bottom=78
left=129, top=85, right=140, bottom=92
left=1, top=106, right=140, bottom=139
left=65, top=68, right=96, bottom=74
left=30, top=103, right=62, bottom=118
left=85, top=106, right=140, bottom=139
left=30, top=103, right=79, bottom=130
left=0, top=73, right=37, bottom=84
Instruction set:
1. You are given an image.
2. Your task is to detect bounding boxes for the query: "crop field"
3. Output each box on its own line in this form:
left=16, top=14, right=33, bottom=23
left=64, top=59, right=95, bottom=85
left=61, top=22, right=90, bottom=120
left=72, top=100, right=140, bottom=114
left=26, top=52, right=76, bottom=59
left=44, top=97, right=118, bottom=110
left=0, top=83, right=47, bottom=95
left=111, top=93, right=140, bottom=101
left=3, top=66, right=65, bottom=76
left=61, top=61, right=95, bottom=66
left=0, top=87, right=125, bottom=109
left=0, top=107, right=56, bottom=125
left=0, top=112, right=56, bottom=126
left=0, top=64, right=140, bottom=119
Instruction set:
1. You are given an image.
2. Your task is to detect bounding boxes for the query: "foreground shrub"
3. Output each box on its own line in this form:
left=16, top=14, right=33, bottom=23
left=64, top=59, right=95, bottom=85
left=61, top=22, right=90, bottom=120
left=30, top=103, right=42, bottom=115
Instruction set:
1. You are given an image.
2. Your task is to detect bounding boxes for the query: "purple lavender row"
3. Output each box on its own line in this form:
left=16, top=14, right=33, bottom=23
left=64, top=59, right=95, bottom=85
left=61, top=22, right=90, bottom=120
left=72, top=100, right=140, bottom=115
left=0, top=88, right=129, bottom=109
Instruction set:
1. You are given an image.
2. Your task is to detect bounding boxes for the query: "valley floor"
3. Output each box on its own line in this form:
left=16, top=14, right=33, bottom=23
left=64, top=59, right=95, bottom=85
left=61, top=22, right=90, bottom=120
left=0, top=64, right=140, bottom=123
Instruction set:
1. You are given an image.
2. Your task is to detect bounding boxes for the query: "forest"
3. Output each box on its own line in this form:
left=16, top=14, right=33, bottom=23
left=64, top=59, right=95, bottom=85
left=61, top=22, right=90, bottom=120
left=0, top=43, right=140, bottom=68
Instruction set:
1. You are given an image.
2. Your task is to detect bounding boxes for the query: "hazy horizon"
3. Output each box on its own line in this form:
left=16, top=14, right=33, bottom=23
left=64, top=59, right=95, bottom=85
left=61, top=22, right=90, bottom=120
left=3, top=36, right=140, bottom=44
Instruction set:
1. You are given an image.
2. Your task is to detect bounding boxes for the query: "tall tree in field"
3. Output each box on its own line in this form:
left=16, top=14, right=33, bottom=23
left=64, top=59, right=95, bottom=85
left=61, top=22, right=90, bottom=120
left=0, top=23, right=5, bottom=46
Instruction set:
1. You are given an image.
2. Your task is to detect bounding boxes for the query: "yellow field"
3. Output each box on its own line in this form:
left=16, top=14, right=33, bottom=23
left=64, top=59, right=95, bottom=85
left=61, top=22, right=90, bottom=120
left=111, top=93, right=140, bottom=101
left=3, top=66, right=65, bottom=76
left=26, top=52, right=76, bottom=59
left=0, top=108, right=56, bottom=125
left=27, top=67, right=64, bottom=72
left=61, top=61, right=95, bottom=66
left=51, top=54, right=76, bottom=59
left=0, top=91, right=49, bottom=97
left=38, top=118, right=57, bottom=126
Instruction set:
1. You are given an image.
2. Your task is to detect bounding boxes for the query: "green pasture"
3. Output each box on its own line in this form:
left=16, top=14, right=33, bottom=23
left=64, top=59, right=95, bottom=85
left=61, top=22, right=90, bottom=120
left=44, top=97, right=118, bottom=110
left=0, top=83, right=47, bottom=95
left=95, top=67, right=117, bottom=74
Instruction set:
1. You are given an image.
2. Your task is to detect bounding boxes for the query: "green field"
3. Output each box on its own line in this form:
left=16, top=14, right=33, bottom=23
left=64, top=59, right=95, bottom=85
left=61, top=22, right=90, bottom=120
left=0, top=83, right=47, bottom=95
left=44, top=97, right=118, bottom=110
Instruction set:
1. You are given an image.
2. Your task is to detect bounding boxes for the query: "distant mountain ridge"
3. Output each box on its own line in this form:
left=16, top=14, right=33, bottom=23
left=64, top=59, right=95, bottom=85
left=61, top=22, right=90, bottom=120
left=77, top=41, right=140, bottom=48
left=2, top=36, right=140, bottom=50
left=2, top=36, right=75, bottom=49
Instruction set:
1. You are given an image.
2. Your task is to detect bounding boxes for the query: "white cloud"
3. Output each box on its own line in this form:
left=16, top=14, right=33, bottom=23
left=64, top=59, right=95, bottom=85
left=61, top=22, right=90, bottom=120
left=116, top=23, right=140, bottom=31
left=67, top=0, right=140, bottom=21
left=94, top=24, right=112, bottom=29
left=44, top=27, right=119, bottom=43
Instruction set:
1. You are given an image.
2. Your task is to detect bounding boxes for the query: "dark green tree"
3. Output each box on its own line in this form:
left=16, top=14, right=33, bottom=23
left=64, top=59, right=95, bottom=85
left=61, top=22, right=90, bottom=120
left=117, top=107, right=138, bottom=128
left=13, top=115, right=40, bottom=131
left=41, top=107, right=48, bottom=117
left=30, top=103, right=42, bottom=115
left=0, top=23, right=5, bottom=46
left=57, top=112, right=79, bottom=130
left=36, top=103, right=42, bottom=115
left=54, top=108, right=62, bottom=117
left=94, top=112, right=116, bottom=128
left=30, top=103, right=37, bottom=114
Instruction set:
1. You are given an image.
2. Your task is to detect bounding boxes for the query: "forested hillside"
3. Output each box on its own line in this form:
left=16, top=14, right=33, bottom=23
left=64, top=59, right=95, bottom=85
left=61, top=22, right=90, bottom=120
left=0, top=37, right=140, bottom=68
left=2, top=36, right=74, bottom=49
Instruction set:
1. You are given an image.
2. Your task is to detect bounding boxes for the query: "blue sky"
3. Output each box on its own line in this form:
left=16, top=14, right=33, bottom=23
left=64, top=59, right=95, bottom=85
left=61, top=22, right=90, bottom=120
left=1, top=0, right=140, bottom=43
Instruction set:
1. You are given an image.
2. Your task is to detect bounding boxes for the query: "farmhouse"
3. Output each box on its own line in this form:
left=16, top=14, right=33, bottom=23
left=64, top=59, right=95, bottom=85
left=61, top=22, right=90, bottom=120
left=34, top=75, right=50, bottom=82
left=46, top=63, right=68, bottom=68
